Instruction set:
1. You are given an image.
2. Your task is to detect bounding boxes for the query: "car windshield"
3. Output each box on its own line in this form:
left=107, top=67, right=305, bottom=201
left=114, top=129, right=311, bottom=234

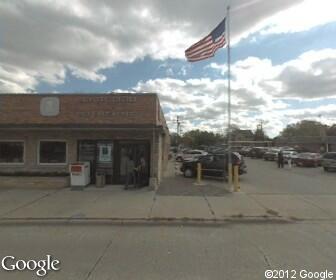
left=323, top=153, right=336, bottom=159
left=299, top=153, right=315, bottom=158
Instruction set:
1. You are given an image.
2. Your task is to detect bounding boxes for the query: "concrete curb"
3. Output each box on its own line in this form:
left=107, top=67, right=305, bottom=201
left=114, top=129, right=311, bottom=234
left=0, top=216, right=296, bottom=226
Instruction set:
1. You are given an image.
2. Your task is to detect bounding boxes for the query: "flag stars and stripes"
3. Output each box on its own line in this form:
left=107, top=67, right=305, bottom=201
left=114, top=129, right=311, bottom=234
left=185, top=18, right=226, bottom=62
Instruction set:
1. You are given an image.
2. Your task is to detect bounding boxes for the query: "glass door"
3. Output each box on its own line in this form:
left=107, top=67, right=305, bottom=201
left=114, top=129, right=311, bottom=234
left=115, top=141, right=150, bottom=185
left=96, top=141, right=114, bottom=184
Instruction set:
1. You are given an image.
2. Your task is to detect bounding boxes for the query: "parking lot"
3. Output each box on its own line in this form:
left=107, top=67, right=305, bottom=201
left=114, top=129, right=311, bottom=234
left=242, top=157, right=336, bottom=195
left=171, top=154, right=336, bottom=196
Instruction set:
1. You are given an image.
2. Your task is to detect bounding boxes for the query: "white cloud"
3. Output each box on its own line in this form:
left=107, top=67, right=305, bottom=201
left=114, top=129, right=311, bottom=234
left=209, top=48, right=336, bottom=100
left=128, top=48, right=336, bottom=137
left=0, top=0, right=307, bottom=92
left=127, top=76, right=288, bottom=136
left=259, top=0, right=336, bottom=35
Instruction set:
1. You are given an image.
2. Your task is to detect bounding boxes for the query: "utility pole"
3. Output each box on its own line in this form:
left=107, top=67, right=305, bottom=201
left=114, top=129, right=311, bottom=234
left=176, top=116, right=180, bottom=136
left=257, top=119, right=264, bottom=131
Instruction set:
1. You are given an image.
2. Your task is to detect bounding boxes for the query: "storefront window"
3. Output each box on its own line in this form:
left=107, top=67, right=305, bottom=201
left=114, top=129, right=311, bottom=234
left=39, top=141, right=66, bottom=164
left=0, top=141, right=24, bottom=163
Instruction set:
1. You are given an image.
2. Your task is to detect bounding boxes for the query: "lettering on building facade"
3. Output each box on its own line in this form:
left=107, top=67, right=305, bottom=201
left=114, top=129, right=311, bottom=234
left=76, top=111, right=139, bottom=118
left=80, top=96, right=137, bottom=104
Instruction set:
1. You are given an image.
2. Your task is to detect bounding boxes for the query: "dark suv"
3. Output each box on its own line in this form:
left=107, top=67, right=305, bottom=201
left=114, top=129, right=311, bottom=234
left=180, top=153, right=247, bottom=179
left=248, top=147, right=268, bottom=159
left=321, top=152, right=336, bottom=172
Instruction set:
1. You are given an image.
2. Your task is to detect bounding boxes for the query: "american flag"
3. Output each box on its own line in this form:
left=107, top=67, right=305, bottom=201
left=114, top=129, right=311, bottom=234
left=185, top=18, right=226, bottom=62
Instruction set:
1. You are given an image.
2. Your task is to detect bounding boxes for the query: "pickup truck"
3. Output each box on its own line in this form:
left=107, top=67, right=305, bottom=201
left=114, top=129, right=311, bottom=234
left=180, top=153, right=247, bottom=179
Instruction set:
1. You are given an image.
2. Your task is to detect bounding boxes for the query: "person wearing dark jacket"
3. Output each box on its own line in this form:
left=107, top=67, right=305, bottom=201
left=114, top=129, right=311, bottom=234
left=135, top=154, right=147, bottom=188
left=277, top=151, right=284, bottom=168
left=124, top=155, right=136, bottom=190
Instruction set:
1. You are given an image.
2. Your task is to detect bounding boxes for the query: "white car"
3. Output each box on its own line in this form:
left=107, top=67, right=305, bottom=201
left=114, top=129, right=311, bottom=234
left=282, top=150, right=299, bottom=163
left=175, top=150, right=208, bottom=161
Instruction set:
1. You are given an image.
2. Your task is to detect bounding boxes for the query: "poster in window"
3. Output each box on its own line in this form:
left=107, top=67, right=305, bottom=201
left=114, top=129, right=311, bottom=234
left=99, top=145, right=112, bottom=162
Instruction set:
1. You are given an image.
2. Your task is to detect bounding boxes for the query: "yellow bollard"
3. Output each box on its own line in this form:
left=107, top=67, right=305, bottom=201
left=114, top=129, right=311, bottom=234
left=228, top=163, right=233, bottom=187
left=197, top=163, right=202, bottom=184
left=233, top=165, right=240, bottom=192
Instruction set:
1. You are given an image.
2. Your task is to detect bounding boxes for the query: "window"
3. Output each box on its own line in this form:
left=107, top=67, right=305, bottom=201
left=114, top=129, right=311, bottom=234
left=323, top=153, right=336, bottom=159
left=0, top=141, right=24, bottom=164
left=39, top=141, right=66, bottom=164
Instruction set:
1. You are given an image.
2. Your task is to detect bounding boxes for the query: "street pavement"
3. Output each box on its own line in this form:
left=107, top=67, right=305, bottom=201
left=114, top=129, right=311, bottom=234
left=0, top=223, right=335, bottom=279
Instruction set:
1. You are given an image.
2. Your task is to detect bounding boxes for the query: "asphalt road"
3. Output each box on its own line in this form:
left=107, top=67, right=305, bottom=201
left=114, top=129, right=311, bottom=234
left=242, top=157, right=336, bottom=194
left=0, top=223, right=335, bottom=280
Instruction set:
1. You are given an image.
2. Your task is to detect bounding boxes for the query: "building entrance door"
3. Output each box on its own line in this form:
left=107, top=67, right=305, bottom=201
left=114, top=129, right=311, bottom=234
left=78, top=140, right=114, bottom=184
left=115, top=141, right=150, bottom=186
left=96, top=141, right=114, bottom=184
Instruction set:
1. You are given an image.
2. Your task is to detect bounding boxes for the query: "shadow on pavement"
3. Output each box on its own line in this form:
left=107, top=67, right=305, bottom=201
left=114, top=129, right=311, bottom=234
left=157, top=175, right=230, bottom=197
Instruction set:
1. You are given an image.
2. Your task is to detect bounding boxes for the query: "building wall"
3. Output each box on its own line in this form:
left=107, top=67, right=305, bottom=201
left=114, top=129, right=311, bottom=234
left=0, top=94, right=157, bottom=126
left=0, top=129, right=168, bottom=188
left=0, top=93, right=170, bottom=188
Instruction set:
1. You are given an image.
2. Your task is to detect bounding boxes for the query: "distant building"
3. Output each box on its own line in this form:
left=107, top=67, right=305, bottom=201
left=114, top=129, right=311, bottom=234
left=231, top=129, right=255, bottom=142
left=274, top=136, right=336, bottom=152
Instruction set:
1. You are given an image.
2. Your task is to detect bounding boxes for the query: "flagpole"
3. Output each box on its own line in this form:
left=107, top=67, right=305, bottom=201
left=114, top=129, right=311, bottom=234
left=226, top=5, right=233, bottom=188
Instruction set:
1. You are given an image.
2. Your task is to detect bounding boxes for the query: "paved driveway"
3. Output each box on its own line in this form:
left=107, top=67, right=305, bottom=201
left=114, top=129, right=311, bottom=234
left=242, top=157, right=336, bottom=195
left=157, top=160, right=230, bottom=196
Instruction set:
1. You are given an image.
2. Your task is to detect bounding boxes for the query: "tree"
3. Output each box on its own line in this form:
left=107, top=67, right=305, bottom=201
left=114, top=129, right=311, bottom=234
left=280, top=120, right=328, bottom=138
left=254, top=127, right=267, bottom=141
left=181, top=130, right=224, bottom=148
left=327, top=124, right=336, bottom=136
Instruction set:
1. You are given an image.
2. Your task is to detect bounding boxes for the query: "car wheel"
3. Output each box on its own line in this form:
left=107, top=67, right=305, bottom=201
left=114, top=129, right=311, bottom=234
left=184, top=168, right=194, bottom=178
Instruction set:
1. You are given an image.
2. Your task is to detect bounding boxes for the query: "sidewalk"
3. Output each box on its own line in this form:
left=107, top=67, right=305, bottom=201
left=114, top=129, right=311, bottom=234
left=1, top=161, right=336, bottom=224
left=1, top=184, right=336, bottom=224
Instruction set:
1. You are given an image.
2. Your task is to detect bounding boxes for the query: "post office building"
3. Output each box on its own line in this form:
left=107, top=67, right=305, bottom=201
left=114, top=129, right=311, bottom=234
left=0, top=93, right=170, bottom=189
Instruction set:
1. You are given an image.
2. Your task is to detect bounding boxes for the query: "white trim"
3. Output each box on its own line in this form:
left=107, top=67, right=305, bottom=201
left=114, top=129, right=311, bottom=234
left=38, top=139, right=68, bottom=166
left=0, top=140, right=25, bottom=165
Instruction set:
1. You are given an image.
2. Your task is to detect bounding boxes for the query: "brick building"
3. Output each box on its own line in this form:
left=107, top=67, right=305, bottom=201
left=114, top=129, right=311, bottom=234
left=0, top=93, right=170, bottom=189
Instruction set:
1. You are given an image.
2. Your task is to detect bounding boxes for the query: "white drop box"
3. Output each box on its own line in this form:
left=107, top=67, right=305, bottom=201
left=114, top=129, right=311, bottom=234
left=69, top=162, right=90, bottom=187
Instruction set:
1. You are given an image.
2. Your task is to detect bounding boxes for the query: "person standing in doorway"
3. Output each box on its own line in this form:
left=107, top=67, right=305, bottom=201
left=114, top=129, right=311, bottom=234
left=124, top=155, right=135, bottom=190
left=277, top=150, right=284, bottom=168
left=136, top=154, right=147, bottom=188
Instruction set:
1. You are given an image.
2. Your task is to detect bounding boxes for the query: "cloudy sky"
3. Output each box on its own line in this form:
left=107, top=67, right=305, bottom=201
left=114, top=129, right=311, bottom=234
left=1, top=0, right=336, bottom=137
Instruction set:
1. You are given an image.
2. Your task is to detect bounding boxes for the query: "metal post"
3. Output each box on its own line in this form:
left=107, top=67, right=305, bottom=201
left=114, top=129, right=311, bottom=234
left=233, top=165, right=240, bottom=192
left=226, top=6, right=233, bottom=188
left=197, top=163, right=202, bottom=184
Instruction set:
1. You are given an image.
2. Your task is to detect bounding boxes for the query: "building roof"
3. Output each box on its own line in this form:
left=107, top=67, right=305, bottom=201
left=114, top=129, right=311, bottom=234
left=0, top=93, right=168, bottom=130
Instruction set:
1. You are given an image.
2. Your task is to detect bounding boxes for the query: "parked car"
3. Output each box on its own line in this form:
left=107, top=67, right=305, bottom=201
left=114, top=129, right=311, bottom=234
left=281, top=150, right=299, bottom=163
left=175, top=149, right=207, bottom=162
left=294, top=153, right=322, bottom=167
left=321, top=152, right=336, bottom=172
left=175, top=149, right=189, bottom=161
left=180, top=152, right=247, bottom=178
left=248, top=147, right=269, bottom=158
left=230, top=146, right=243, bottom=153
left=263, top=148, right=281, bottom=161
left=239, top=147, right=252, bottom=156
